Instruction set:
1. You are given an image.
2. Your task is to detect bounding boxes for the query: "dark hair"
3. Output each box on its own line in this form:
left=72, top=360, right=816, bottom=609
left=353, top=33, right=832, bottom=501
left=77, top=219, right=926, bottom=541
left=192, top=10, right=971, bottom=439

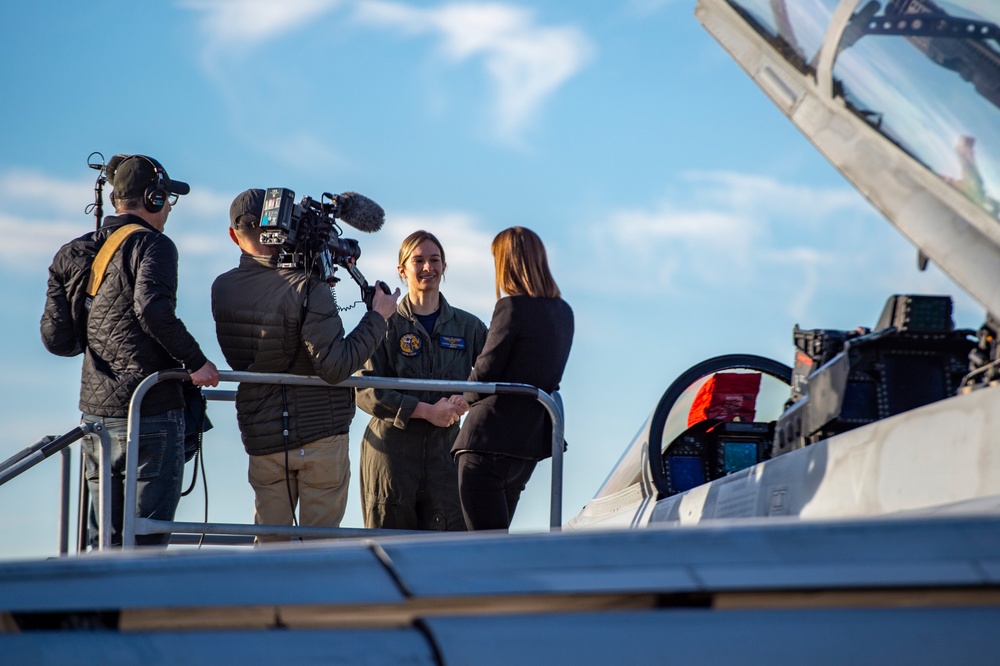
left=233, top=226, right=278, bottom=255
left=398, top=230, right=446, bottom=266
left=112, top=193, right=144, bottom=213
left=491, top=226, right=560, bottom=299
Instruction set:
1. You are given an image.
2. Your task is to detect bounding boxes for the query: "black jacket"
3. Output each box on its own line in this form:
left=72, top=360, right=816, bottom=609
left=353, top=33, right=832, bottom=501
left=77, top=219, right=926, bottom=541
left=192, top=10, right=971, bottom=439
left=212, top=253, right=388, bottom=455
left=451, top=295, right=574, bottom=460
left=79, top=214, right=208, bottom=417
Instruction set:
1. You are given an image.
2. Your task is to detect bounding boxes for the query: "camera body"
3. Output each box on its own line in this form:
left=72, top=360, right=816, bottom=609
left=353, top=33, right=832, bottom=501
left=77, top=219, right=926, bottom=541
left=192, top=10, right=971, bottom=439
left=260, top=188, right=360, bottom=284
left=258, top=187, right=387, bottom=309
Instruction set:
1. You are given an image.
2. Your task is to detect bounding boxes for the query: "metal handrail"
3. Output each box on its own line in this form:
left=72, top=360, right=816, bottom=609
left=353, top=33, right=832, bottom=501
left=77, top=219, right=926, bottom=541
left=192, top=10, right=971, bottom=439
left=1, top=429, right=88, bottom=486
left=0, top=424, right=115, bottom=555
left=120, top=369, right=565, bottom=549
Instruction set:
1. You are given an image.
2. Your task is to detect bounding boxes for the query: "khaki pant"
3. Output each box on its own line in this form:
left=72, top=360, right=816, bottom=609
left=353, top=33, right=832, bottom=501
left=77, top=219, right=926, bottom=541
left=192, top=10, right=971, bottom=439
left=248, top=433, right=350, bottom=542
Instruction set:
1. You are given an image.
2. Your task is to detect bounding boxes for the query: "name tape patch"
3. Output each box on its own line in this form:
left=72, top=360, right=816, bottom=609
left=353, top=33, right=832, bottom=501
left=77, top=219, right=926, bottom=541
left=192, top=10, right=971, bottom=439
left=439, top=335, right=466, bottom=350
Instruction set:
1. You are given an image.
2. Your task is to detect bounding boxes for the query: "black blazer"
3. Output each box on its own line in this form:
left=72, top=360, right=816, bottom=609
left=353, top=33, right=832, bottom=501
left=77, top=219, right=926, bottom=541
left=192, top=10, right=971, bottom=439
left=452, top=295, right=574, bottom=460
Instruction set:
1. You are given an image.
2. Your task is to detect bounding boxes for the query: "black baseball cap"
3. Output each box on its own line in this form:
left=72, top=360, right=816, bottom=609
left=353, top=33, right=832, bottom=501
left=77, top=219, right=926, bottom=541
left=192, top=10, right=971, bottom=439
left=230, top=188, right=266, bottom=229
left=109, top=154, right=190, bottom=200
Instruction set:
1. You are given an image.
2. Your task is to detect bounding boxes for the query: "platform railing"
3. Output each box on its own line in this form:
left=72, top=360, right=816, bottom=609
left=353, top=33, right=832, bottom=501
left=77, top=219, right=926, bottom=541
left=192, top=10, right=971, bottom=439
left=0, top=423, right=116, bottom=555
left=118, top=369, right=565, bottom=550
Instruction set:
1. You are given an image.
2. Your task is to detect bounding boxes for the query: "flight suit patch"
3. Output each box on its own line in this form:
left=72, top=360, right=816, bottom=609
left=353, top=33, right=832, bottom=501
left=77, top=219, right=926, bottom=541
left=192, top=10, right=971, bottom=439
left=439, top=335, right=466, bottom=350
left=399, top=333, right=422, bottom=357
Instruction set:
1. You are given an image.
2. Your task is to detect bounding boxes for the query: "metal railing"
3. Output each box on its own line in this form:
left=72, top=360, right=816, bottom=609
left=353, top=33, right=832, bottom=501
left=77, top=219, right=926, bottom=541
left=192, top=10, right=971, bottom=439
left=0, top=423, right=117, bottom=554
left=116, top=369, right=565, bottom=549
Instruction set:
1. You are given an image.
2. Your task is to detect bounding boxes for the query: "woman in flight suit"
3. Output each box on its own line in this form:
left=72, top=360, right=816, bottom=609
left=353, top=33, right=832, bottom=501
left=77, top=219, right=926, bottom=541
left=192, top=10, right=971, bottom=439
left=357, top=230, right=488, bottom=530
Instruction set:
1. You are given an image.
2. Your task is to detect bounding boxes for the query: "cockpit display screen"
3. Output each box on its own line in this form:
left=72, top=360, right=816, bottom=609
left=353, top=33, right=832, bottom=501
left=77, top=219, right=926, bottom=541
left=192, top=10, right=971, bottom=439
left=721, top=440, right=759, bottom=473
left=668, top=456, right=706, bottom=492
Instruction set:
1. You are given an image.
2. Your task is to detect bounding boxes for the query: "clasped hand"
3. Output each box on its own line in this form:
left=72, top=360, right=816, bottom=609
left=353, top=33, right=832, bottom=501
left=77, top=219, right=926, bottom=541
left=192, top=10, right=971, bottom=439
left=420, top=396, right=469, bottom=427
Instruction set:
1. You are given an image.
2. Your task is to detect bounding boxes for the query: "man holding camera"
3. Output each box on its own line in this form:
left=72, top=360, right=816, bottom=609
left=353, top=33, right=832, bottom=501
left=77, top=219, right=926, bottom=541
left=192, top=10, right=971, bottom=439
left=76, top=154, right=221, bottom=548
left=212, top=188, right=399, bottom=541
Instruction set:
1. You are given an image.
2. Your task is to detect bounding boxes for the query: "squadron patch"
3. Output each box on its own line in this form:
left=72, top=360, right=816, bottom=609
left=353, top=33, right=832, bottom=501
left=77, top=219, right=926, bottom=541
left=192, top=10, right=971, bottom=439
left=399, top=333, right=422, bottom=357
left=439, top=335, right=466, bottom=350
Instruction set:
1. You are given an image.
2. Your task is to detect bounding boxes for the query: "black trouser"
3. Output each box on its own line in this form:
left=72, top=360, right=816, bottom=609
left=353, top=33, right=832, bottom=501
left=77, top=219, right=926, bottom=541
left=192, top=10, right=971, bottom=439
left=456, top=452, right=537, bottom=531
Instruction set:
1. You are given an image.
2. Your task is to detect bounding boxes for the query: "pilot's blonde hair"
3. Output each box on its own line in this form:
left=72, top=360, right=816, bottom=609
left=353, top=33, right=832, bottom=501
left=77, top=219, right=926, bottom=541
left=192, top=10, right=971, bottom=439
left=398, top=230, right=446, bottom=267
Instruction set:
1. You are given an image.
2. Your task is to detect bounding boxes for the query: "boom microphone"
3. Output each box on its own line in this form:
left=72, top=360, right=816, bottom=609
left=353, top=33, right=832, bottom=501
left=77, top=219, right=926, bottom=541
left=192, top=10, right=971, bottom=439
left=331, top=191, right=385, bottom=233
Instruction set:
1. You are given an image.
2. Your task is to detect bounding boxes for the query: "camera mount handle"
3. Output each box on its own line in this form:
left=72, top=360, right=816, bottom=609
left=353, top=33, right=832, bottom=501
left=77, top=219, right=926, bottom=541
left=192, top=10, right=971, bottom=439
left=342, top=257, right=391, bottom=311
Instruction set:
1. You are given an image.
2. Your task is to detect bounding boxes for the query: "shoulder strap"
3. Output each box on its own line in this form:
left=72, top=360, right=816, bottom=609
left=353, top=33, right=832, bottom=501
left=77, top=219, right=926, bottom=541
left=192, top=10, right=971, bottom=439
left=86, top=224, right=149, bottom=297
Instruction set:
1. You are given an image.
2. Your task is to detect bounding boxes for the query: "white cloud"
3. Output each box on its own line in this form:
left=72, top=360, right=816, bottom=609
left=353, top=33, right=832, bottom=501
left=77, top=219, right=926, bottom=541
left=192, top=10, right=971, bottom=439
left=625, top=0, right=680, bottom=17
left=182, top=0, right=343, bottom=49
left=0, top=171, right=98, bottom=218
left=353, top=1, right=594, bottom=142
left=680, top=171, right=869, bottom=222
left=610, top=207, right=751, bottom=244
left=583, top=171, right=896, bottom=322
left=188, top=194, right=234, bottom=221
left=181, top=1, right=592, bottom=150
left=0, top=212, right=86, bottom=268
left=0, top=171, right=106, bottom=267
left=0, top=167, right=235, bottom=269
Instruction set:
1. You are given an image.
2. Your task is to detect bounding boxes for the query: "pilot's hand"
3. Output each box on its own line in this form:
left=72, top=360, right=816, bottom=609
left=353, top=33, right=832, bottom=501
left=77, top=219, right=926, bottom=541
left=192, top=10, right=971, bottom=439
left=415, top=398, right=465, bottom=427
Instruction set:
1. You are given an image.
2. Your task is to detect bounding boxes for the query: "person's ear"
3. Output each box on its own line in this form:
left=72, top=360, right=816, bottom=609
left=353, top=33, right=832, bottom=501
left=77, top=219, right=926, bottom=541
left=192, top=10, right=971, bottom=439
left=229, top=228, right=240, bottom=246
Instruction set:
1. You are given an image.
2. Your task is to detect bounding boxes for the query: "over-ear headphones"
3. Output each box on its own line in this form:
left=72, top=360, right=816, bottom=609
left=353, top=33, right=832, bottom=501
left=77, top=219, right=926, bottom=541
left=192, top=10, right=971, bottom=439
left=136, top=155, right=168, bottom=214
left=112, top=154, right=168, bottom=213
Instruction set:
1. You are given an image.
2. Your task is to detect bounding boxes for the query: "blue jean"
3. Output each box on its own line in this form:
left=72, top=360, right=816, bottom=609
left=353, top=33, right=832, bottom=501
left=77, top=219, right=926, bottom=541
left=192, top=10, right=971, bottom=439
left=81, top=409, right=185, bottom=548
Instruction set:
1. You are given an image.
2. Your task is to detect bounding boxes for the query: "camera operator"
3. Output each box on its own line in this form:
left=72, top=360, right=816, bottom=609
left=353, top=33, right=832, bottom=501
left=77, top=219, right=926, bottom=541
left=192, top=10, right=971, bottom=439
left=211, top=189, right=398, bottom=542
left=76, top=154, right=221, bottom=549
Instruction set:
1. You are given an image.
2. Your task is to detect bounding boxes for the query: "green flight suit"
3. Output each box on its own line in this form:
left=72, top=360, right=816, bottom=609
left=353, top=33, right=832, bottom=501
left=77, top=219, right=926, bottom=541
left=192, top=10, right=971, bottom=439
left=357, top=293, right=488, bottom=530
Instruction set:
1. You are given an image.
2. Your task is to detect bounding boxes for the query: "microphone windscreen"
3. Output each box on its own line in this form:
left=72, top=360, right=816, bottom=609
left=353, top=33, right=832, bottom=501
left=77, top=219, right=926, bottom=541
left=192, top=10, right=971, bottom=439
left=336, top=192, right=384, bottom=233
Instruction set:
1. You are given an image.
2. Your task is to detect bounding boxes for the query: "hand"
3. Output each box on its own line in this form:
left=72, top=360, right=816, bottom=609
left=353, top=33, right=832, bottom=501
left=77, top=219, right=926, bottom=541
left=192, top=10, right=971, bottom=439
left=189, top=360, right=220, bottom=387
left=447, top=394, right=470, bottom=413
left=414, top=398, right=465, bottom=428
left=372, top=283, right=401, bottom=321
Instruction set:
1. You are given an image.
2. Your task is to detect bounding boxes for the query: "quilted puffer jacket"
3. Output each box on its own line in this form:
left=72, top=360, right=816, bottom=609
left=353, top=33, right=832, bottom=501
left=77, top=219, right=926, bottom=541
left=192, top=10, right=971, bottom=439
left=211, top=253, right=388, bottom=455
left=78, top=214, right=209, bottom=418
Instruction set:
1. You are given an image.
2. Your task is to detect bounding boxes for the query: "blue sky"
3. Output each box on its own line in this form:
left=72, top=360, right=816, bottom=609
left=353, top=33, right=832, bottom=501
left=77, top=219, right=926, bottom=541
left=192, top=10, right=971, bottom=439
left=0, top=0, right=981, bottom=560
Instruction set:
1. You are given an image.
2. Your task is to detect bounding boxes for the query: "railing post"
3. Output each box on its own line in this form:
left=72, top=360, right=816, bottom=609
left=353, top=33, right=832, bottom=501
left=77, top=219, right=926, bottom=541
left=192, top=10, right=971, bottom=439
left=547, top=391, right=564, bottom=530
left=76, top=455, right=89, bottom=554
left=122, top=370, right=189, bottom=549
left=94, top=424, right=114, bottom=551
left=58, top=448, right=71, bottom=556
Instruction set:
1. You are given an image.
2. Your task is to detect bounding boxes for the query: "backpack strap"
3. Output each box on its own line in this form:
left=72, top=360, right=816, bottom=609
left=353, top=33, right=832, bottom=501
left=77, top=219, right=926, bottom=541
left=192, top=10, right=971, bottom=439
left=85, top=224, right=149, bottom=297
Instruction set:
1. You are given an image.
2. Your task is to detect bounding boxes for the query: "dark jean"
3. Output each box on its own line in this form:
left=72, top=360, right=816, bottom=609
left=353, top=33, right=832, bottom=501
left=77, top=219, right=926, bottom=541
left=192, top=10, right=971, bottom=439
left=81, top=409, right=185, bottom=548
left=457, top=451, right=537, bottom=531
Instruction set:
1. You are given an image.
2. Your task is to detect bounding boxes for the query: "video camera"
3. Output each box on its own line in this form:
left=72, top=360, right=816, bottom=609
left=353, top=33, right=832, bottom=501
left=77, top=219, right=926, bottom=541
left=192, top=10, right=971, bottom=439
left=259, top=188, right=390, bottom=310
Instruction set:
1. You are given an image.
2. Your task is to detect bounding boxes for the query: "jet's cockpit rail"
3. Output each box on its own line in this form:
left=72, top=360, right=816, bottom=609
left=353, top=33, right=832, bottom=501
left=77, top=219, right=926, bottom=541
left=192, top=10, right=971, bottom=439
left=592, top=293, right=986, bottom=507
left=649, top=355, right=792, bottom=498
left=592, top=355, right=792, bottom=502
